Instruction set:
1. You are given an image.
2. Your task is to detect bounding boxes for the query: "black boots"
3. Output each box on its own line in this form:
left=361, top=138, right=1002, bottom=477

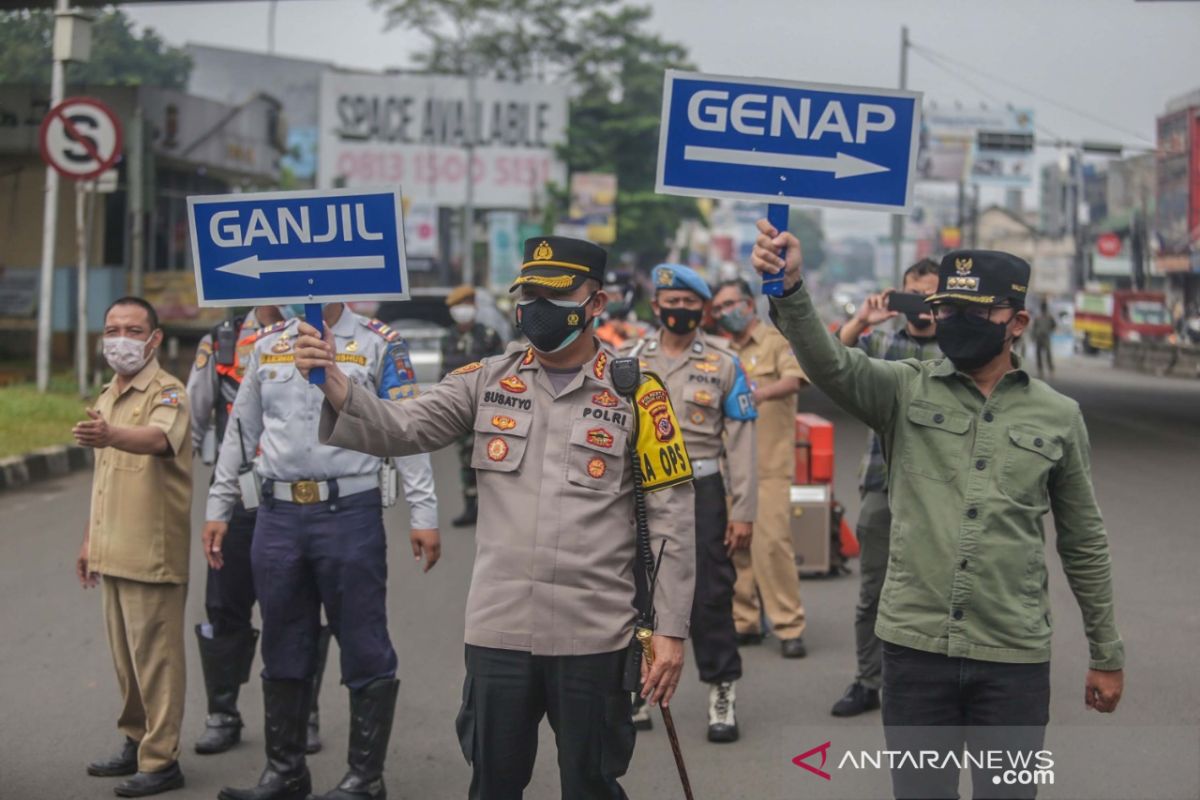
left=195, top=626, right=259, bottom=755
left=218, top=679, right=313, bottom=800
left=451, top=497, right=478, bottom=527
left=830, top=681, right=881, bottom=717
left=312, top=678, right=400, bottom=800
left=307, top=626, right=332, bottom=754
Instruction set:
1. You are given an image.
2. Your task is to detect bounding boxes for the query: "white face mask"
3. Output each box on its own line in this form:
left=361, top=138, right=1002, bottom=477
left=103, top=336, right=153, bottom=376
left=449, top=304, right=477, bottom=325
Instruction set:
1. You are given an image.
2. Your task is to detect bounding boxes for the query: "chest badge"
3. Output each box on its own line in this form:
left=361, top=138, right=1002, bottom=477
left=694, top=361, right=718, bottom=374
left=486, top=437, right=509, bottom=461
left=587, top=428, right=615, bottom=449
left=499, top=375, right=527, bottom=393
left=705, top=352, right=720, bottom=363
left=345, top=340, right=359, bottom=353
left=592, top=389, right=619, bottom=408
left=271, top=336, right=292, bottom=354
left=690, top=410, right=706, bottom=425
left=451, top=362, right=483, bottom=376
left=491, top=415, right=517, bottom=431
left=587, top=457, right=607, bottom=479
left=694, top=389, right=714, bottom=405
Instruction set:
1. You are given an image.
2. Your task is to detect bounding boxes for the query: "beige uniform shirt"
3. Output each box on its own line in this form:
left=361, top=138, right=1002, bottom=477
left=728, top=322, right=807, bottom=480
left=320, top=341, right=697, bottom=656
left=629, top=331, right=758, bottom=523
left=88, top=359, right=192, bottom=584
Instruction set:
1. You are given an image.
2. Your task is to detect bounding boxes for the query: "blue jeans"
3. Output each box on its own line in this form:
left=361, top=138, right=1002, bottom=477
left=881, top=641, right=1050, bottom=800
left=252, top=486, right=397, bottom=690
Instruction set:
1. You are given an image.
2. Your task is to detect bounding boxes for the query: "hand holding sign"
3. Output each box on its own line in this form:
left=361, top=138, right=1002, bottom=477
left=294, top=320, right=352, bottom=412
left=751, top=217, right=804, bottom=293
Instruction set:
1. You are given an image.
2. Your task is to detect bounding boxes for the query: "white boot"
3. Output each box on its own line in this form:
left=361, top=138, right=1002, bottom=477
left=631, top=692, right=653, bottom=731
left=707, top=681, right=738, bottom=743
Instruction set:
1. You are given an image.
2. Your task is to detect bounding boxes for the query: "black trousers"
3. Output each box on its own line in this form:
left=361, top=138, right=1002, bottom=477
left=882, top=641, right=1051, bottom=800
left=205, top=502, right=257, bottom=636
left=456, top=645, right=634, bottom=800
left=691, top=473, right=742, bottom=683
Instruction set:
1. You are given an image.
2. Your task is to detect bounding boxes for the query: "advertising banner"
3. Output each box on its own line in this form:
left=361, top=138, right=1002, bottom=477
left=318, top=71, right=568, bottom=208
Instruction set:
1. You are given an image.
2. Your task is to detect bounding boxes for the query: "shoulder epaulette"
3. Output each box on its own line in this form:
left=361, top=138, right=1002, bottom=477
left=365, top=318, right=400, bottom=342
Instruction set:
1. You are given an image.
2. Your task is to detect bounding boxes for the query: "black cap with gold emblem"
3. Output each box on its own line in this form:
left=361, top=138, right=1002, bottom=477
left=509, top=236, right=608, bottom=293
left=926, top=249, right=1031, bottom=308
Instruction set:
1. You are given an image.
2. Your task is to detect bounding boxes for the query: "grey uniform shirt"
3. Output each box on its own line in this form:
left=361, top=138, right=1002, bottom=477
left=206, top=309, right=438, bottom=528
left=319, top=341, right=697, bottom=656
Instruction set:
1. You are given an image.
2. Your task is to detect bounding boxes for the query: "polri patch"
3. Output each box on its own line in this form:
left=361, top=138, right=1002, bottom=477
left=451, top=362, right=483, bottom=376
left=587, top=457, right=607, bottom=479
left=591, top=389, right=620, bottom=408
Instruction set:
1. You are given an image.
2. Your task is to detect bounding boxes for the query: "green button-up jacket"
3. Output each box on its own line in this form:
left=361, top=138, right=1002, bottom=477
left=772, top=286, right=1123, bottom=670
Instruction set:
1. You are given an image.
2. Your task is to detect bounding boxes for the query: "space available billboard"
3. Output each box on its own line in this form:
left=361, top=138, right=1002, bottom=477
left=318, top=71, right=568, bottom=208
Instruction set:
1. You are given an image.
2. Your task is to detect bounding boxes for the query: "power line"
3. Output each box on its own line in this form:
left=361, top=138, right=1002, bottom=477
left=912, top=47, right=1066, bottom=141
left=910, top=41, right=1155, bottom=144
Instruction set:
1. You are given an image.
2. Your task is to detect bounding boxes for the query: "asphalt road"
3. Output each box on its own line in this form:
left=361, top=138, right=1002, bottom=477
left=1, top=355, right=1197, bottom=800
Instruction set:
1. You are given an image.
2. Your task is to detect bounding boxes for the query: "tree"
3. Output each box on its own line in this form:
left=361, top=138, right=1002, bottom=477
left=0, top=9, right=191, bottom=89
left=375, top=0, right=700, bottom=266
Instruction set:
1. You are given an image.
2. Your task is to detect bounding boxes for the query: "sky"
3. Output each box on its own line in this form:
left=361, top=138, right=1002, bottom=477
left=122, top=0, right=1200, bottom=239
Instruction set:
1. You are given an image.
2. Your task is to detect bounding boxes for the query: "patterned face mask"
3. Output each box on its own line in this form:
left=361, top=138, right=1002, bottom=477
left=102, top=336, right=153, bottom=376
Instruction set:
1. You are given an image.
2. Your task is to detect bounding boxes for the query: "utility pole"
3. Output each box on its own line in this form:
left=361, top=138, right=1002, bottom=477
left=890, top=25, right=909, bottom=288
left=462, top=70, right=477, bottom=286
left=36, top=0, right=72, bottom=392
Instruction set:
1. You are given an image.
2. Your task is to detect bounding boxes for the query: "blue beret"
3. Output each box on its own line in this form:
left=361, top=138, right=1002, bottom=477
left=652, top=263, right=711, bottom=300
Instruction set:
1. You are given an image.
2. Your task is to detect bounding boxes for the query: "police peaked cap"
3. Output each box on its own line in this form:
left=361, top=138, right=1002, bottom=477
left=509, top=236, right=608, bottom=292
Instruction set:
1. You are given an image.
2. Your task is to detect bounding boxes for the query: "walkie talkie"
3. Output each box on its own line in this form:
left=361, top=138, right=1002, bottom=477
left=214, top=318, right=238, bottom=367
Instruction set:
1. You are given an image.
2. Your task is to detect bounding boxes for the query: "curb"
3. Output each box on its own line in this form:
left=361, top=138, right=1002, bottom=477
left=0, top=445, right=93, bottom=493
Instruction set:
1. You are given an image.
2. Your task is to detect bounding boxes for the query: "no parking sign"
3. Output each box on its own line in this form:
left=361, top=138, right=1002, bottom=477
left=38, top=97, right=123, bottom=181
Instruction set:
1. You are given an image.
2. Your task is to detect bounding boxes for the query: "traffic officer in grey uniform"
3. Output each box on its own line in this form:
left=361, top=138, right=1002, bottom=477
left=187, top=305, right=338, bottom=756
left=294, top=236, right=697, bottom=800
left=202, top=302, right=441, bottom=800
left=627, top=263, right=758, bottom=743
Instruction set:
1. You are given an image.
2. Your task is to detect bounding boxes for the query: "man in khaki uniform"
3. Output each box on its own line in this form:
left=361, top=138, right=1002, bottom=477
left=628, top=263, right=757, bottom=744
left=710, top=279, right=811, bottom=659
left=74, top=297, right=192, bottom=798
left=293, top=236, right=696, bottom=800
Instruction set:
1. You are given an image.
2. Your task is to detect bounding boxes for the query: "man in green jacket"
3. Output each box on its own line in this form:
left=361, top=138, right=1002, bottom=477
left=751, top=219, right=1124, bottom=800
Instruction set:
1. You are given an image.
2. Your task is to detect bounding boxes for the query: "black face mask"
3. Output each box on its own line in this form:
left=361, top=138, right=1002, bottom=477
left=905, top=312, right=934, bottom=331
left=658, top=307, right=703, bottom=335
left=935, top=312, right=1010, bottom=371
left=516, top=293, right=593, bottom=353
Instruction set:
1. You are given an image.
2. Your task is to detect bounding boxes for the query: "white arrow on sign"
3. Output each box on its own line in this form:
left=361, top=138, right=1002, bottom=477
left=216, top=254, right=386, bottom=279
left=683, top=145, right=889, bottom=179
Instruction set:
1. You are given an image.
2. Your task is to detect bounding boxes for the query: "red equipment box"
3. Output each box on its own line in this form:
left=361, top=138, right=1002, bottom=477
left=794, top=413, right=834, bottom=485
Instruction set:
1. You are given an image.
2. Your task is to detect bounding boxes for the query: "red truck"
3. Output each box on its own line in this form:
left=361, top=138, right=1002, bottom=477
left=1073, top=290, right=1174, bottom=353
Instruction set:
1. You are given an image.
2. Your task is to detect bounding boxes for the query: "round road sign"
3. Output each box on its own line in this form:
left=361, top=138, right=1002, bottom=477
left=1096, top=232, right=1122, bottom=258
left=38, top=97, right=123, bottom=181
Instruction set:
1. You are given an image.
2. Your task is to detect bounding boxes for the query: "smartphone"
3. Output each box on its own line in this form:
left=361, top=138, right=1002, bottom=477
left=887, top=292, right=932, bottom=315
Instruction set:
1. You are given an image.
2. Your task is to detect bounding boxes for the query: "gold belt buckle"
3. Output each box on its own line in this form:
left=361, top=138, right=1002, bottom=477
left=291, top=480, right=320, bottom=504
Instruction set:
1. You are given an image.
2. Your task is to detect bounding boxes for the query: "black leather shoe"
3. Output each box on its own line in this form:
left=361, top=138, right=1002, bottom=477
left=113, top=762, right=184, bottom=797
left=87, top=738, right=139, bottom=777
left=780, top=637, right=808, bottom=659
left=735, top=631, right=764, bottom=646
left=451, top=498, right=478, bottom=528
left=830, top=682, right=881, bottom=717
